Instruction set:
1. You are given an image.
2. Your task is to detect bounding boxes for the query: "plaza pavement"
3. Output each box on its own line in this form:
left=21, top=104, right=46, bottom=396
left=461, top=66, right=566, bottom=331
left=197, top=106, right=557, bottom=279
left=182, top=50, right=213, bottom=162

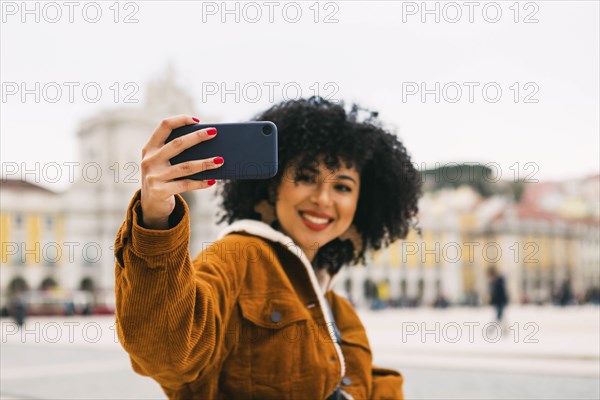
left=1, top=305, right=598, bottom=399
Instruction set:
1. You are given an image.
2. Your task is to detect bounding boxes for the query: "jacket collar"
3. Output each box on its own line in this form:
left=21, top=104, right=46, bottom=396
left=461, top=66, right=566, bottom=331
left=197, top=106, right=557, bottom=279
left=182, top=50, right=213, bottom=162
left=216, top=219, right=335, bottom=292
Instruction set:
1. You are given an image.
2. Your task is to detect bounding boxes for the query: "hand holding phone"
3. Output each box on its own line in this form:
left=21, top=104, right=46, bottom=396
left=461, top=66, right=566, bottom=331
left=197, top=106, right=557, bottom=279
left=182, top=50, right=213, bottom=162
left=139, top=115, right=225, bottom=230
left=165, top=121, right=278, bottom=181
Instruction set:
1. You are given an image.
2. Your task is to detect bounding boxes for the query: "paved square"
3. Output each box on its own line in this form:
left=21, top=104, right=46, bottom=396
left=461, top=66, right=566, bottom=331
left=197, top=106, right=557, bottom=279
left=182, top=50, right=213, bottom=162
left=1, top=306, right=598, bottom=399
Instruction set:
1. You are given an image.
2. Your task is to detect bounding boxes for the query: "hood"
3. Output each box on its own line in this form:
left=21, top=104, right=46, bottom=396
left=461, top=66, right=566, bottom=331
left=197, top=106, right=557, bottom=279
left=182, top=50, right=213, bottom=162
left=216, top=219, right=336, bottom=293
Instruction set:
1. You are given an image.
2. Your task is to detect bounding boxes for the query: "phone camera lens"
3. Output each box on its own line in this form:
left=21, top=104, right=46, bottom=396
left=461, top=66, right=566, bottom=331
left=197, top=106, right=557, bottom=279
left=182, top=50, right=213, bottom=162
left=262, top=125, right=272, bottom=135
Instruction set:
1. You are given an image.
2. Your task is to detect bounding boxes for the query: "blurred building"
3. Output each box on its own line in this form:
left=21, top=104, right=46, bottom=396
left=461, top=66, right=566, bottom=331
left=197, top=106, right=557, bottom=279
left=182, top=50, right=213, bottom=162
left=335, top=178, right=600, bottom=308
left=1, top=69, right=220, bottom=308
left=2, top=71, right=598, bottom=310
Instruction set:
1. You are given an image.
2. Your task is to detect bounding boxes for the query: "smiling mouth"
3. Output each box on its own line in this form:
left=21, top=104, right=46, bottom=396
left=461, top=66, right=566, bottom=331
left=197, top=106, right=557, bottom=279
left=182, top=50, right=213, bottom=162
left=299, top=211, right=334, bottom=228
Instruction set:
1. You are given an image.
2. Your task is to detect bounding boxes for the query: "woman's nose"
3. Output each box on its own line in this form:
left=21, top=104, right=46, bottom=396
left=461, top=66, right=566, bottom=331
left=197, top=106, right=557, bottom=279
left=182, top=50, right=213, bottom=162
left=311, top=184, right=333, bottom=207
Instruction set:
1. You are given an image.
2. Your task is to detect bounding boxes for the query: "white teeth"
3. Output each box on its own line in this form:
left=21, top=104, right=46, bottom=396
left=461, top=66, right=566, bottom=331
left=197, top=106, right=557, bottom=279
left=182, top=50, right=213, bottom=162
left=301, top=213, right=330, bottom=225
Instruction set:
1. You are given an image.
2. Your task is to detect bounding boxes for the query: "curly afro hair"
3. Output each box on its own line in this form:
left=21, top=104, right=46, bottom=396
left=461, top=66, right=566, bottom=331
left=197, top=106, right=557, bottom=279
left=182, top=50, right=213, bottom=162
left=217, top=97, right=422, bottom=276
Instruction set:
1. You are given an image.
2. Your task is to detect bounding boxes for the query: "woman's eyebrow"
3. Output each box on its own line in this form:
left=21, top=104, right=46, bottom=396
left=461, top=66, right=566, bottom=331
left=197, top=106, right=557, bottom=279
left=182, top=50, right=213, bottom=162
left=301, top=166, right=319, bottom=174
left=336, top=174, right=357, bottom=184
left=307, top=166, right=357, bottom=184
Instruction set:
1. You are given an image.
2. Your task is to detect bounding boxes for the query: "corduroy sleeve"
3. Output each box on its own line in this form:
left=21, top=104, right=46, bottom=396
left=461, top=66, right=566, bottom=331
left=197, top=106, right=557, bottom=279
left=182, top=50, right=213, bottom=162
left=114, top=190, right=247, bottom=391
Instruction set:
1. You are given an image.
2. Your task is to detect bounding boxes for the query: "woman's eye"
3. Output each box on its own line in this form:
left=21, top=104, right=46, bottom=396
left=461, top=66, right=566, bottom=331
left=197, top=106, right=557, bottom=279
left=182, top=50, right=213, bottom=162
left=336, top=184, right=352, bottom=192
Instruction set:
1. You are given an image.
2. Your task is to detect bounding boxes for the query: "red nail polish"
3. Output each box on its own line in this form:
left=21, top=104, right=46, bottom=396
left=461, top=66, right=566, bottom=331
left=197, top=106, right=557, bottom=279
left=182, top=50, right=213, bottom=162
left=213, top=157, right=224, bottom=165
left=207, top=180, right=216, bottom=186
left=207, top=128, right=217, bottom=136
left=192, top=117, right=200, bottom=123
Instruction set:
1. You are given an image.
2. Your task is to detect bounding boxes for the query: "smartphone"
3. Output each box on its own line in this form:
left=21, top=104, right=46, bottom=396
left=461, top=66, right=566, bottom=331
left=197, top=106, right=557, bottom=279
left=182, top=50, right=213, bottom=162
left=165, top=121, right=278, bottom=180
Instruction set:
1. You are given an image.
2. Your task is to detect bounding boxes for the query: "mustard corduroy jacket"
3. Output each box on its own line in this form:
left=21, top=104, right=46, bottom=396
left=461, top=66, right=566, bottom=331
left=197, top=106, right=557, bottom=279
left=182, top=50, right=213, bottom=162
left=114, top=191, right=404, bottom=399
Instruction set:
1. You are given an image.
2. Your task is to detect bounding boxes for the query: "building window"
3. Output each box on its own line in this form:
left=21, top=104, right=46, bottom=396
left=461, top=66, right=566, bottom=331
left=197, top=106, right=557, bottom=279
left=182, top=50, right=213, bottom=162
left=14, top=214, right=22, bottom=228
left=14, top=248, right=25, bottom=266
left=40, top=277, right=58, bottom=291
left=534, top=267, right=542, bottom=289
left=41, top=241, right=60, bottom=267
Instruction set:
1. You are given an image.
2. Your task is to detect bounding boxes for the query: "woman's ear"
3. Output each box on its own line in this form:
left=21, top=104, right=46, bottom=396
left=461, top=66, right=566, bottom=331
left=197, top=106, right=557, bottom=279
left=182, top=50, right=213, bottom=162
left=254, top=184, right=278, bottom=225
left=254, top=199, right=277, bottom=225
left=339, top=224, right=363, bottom=259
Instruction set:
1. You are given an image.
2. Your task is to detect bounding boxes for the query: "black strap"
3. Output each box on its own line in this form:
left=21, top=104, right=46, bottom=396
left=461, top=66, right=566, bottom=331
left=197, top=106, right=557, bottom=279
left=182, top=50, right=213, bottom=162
left=326, top=387, right=343, bottom=400
left=323, top=297, right=344, bottom=399
left=322, top=297, right=342, bottom=345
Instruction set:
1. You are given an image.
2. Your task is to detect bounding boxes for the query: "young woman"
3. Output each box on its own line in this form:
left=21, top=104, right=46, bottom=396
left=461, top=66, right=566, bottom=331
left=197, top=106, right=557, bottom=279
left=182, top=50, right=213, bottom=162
left=114, top=98, right=422, bottom=399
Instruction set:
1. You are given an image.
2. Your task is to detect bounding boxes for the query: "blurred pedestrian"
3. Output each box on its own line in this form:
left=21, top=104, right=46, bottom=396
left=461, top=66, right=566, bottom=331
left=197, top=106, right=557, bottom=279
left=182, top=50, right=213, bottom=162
left=433, top=294, right=449, bottom=308
left=364, top=278, right=378, bottom=307
left=375, top=279, right=390, bottom=309
left=11, top=295, right=26, bottom=328
left=558, top=278, right=573, bottom=306
left=488, top=267, right=508, bottom=322
left=344, top=277, right=354, bottom=306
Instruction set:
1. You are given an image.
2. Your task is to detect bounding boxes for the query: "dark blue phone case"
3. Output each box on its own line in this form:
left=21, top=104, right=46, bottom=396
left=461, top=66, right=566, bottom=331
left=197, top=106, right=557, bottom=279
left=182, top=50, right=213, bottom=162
left=165, top=121, right=278, bottom=180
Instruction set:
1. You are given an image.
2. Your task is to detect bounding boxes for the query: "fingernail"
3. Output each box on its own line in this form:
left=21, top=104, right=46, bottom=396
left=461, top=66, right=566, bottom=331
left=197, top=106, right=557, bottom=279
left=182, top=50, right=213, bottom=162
left=207, top=180, right=216, bottom=186
left=213, top=157, right=224, bottom=165
left=206, top=128, right=217, bottom=136
left=192, top=117, right=200, bottom=123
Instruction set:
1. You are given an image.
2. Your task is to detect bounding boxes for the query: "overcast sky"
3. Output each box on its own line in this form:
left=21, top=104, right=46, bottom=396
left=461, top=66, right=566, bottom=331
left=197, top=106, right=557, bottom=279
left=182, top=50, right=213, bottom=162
left=1, top=1, right=598, bottom=191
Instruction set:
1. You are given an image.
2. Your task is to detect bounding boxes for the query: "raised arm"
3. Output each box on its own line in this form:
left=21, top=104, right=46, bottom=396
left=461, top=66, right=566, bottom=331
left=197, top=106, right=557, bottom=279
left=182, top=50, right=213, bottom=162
left=113, top=116, right=232, bottom=390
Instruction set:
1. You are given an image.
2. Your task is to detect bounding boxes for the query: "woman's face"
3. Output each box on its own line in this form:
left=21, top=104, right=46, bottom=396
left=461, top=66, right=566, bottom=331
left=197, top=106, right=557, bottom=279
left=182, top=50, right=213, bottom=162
left=275, top=160, right=360, bottom=262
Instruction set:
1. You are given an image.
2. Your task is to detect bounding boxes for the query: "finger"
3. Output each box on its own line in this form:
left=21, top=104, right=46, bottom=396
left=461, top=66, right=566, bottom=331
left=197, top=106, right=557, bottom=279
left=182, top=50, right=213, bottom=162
left=161, top=156, right=224, bottom=181
left=159, top=127, right=218, bottom=160
left=163, top=178, right=217, bottom=196
left=147, top=115, right=200, bottom=149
